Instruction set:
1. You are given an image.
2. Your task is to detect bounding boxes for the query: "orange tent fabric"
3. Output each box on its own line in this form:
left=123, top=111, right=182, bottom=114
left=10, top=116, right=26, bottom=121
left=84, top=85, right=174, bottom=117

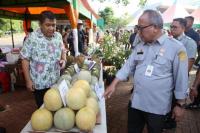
left=0, top=7, right=65, bottom=15
left=64, top=4, right=79, bottom=29
left=23, top=20, right=31, bottom=34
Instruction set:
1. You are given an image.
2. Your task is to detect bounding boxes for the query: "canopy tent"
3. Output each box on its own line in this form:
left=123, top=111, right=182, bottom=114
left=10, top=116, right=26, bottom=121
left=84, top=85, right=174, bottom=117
left=127, top=3, right=160, bottom=27
left=162, top=4, right=189, bottom=24
left=191, top=8, right=200, bottom=28
left=126, top=9, right=142, bottom=26
left=0, top=0, right=102, bottom=25
left=0, top=0, right=104, bottom=55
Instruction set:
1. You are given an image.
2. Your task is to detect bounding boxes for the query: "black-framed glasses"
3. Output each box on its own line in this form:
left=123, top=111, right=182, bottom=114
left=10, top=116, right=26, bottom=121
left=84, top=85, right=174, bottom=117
left=137, top=24, right=154, bottom=31
left=170, top=25, right=178, bottom=29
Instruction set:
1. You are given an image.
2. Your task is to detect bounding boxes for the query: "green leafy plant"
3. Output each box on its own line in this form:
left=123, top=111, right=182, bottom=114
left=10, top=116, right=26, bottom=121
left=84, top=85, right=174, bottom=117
left=101, top=33, right=131, bottom=76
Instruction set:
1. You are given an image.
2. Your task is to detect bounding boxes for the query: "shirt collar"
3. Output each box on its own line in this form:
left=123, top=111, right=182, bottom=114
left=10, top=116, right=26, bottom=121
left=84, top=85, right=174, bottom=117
left=176, top=33, right=185, bottom=41
left=36, top=28, right=56, bottom=38
left=156, top=33, right=167, bottom=45
left=143, top=34, right=167, bottom=46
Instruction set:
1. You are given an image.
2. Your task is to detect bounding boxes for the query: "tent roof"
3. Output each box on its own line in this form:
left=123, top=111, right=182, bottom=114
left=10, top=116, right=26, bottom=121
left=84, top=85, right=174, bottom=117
left=191, top=8, right=200, bottom=24
left=127, top=4, right=158, bottom=27
left=0, top=0, right=101, bottom=23
left=162, top=4, right=189, bottom=23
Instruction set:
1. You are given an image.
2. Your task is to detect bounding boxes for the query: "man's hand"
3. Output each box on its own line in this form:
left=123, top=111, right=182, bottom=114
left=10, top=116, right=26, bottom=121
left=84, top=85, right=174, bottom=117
left=190, top=86, right=198, bottom=101
left=26, top=80, right=35, bottom=92
left=103, top=84, right=116, bottom=99
left=59, top=60, right=66, bottom=69
left=172, top=106, right=185, bottom=122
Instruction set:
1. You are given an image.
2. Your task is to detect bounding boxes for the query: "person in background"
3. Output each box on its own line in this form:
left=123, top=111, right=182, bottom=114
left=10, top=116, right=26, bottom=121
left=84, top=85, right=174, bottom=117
left=104, top=10, right=188, bottom=133
left=171, top=18, right=197, bottom=72
left=20, top=11, right=66, bottom=108
left=189, top=66, right=200, bottom=109
left=62, top=26, right=71, bottom=51
left=184, top=16, right=200, bottom=109
left=129, top=25, right=139, bottom=49
left=115, top=28, right=120, bottom=42
left=185, top=16, right=200, bottom=67
left=93, top=24, right=100, bottom=44
left=23, top=28, right=33, bottom=43
left=77, top=20, right=85, bottom=54
left=68, top=30, right=75, bottom=56
left=162, top=18, right=197, bottom=130
left=84, top=27, right=89, bottom=46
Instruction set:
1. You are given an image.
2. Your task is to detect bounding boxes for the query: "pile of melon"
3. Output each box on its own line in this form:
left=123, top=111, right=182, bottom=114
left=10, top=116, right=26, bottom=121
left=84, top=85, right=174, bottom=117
left=30, top=60, right=101, bottom=132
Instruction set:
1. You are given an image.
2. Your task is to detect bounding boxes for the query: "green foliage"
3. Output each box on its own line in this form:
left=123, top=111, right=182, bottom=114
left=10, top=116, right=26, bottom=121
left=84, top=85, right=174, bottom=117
left=98, top=7, right=130, bottom=29
left=101, top=33, right=131, bottom=75
left=0, top=30, right=3, bottom=37
left=118, top=31, right=130, bottom=46
left=96, top=0, right=147, bottom=7
left=0, top=19, right=6, bottom=28
left=138, top=0, right=147, bottom=7
left=0, top=18, right=39, bottom=35
left=31, top=21, right=39, bottom=29
left=97, top=0, right=129, bottom=6
left=99, top=7, right=115, bottom=27
left=0, top=18, right=23, bottom=32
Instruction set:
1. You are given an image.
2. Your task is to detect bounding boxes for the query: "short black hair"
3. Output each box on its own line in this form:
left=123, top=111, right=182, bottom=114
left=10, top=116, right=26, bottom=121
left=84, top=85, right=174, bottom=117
left=39, top=11, right=56, bottom=24
left=64, top=26, right=70, bottom=31
left=185, top=16, right=194, bottom=22
left=173, top=18, right=187, bottom=28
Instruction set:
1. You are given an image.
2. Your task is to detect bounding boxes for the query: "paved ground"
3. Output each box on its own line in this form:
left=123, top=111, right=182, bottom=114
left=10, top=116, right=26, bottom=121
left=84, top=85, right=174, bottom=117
left=0, top=72, right=200, bottom=133
left=0, top=33, right=24, bottom=48
left=106, top=80, right=200, bottom=133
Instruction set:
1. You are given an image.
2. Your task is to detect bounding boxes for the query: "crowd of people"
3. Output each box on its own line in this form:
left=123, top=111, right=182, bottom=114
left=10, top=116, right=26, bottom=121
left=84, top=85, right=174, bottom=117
left=104, top=9, right=200, bottom=133
left=61, top=20, right=101, bottom=56
left=18, top=9, right=200, bottom=133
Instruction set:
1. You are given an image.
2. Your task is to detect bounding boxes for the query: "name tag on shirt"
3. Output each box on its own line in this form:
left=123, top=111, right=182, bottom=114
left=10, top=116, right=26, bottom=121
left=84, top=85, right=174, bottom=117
left=145, top=65, right=154, bottom=77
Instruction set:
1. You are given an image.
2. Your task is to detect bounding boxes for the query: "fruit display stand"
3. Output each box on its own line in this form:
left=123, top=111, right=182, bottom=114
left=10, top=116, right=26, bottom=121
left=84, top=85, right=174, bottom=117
left=20, top=64, right=107, bottom=133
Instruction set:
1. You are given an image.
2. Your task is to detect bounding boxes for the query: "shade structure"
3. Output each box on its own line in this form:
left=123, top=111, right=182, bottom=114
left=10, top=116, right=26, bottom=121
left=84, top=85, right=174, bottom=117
left=191, top=8, right=200, bottom=28
left=127, top=9, right=143, bottom=26
left=127, top=3, right=160, bottom=27
left=0, top=0, right=103, bottom=26
left=162, top=4, right=189, bottom=23
left=0, top=0, right=104, bottom=51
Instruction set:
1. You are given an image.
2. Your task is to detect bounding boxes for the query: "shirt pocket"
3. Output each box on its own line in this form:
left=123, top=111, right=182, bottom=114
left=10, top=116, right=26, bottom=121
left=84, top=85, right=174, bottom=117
left=135, top=54, right=145, bottom=67
left=135, top=54, right=147, bottom=74
left=152, top=55, right=171, bottom=75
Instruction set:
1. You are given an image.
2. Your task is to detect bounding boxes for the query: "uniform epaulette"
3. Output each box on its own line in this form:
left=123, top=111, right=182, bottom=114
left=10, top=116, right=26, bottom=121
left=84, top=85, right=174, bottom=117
left=169, top=37, right=184, bottom=46
left=168, top=37, right=177, bottom=42
left=186, top=36, right=192, bottom=40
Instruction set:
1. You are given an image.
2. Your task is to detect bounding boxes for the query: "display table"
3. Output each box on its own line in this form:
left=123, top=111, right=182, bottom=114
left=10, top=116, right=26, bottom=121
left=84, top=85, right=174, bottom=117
left=21, top=64, right=107, bottom=133
left=4, top=61, right=25, bottom=88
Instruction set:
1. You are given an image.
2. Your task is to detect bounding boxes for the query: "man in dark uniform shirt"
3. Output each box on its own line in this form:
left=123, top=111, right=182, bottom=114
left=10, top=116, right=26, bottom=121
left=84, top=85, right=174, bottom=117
left=185, top=16, right=200, bottom=67
left=77, top=20, right=85, bottom=54
left=129, top=25, right=139, bottom=49
left=184, top=16, right=200, bottom=109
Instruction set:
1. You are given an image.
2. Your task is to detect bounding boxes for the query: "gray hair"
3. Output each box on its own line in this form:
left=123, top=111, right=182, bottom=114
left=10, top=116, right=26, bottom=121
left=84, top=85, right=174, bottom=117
left=142, top=9, right=163, bottom=29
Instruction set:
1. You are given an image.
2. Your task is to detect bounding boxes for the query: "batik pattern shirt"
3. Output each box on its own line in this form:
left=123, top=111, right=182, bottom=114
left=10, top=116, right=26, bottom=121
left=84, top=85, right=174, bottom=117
left=20, top=28, right=64, bottom=90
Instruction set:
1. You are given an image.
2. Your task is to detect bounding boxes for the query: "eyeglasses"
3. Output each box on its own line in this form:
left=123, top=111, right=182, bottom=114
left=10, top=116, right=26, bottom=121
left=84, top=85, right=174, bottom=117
left=170, top=25, right=178, bottom=29
left=137, top=24, right=154, bottom=31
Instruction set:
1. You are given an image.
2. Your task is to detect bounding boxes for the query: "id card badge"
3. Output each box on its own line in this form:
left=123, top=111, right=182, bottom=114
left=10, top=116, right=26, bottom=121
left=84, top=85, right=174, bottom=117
left=145, top=65, right=154, bottom=77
